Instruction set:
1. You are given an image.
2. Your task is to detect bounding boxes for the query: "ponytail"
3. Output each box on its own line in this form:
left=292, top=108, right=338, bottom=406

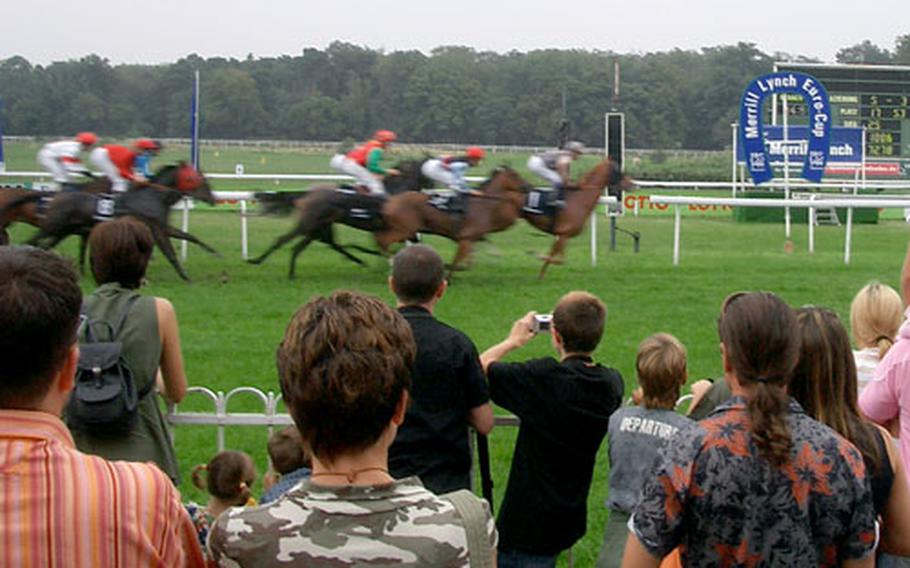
left=747, top=381, right=792, bottom=467
left=194, top=451, right=257, bottom=504
left=875, top=335, right=895, bottom=360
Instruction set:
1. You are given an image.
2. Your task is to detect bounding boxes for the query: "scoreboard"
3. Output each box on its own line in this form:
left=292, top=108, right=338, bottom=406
left=773, top=63, right=910, bottom=173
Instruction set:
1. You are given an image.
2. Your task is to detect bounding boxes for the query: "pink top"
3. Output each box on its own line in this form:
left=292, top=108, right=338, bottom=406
left=859, top=306, right=910, bottom=484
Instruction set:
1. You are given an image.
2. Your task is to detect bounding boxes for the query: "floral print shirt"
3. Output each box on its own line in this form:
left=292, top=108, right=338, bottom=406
left=630, top=396, right=876, bottom=567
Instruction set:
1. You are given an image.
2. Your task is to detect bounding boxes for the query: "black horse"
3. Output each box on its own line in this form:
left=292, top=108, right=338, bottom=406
left=0, top=163, right=218, bottom=281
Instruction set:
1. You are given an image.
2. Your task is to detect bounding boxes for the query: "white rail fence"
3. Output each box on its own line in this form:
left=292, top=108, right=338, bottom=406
left=649, top=195, right=910, bottom=266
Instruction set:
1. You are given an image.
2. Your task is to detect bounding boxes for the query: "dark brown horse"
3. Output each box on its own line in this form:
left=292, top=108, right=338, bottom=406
left=522, top=157, right=633, bottom=278
left=0, top=177, right=113, bottom=243
left=0, top=163, right=218, bottom=281
left=248, top=166, right=533, bottom=278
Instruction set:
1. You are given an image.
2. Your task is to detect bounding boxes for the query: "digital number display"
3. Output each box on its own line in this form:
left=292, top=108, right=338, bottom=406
left=774, top=63, right=910, bottom=165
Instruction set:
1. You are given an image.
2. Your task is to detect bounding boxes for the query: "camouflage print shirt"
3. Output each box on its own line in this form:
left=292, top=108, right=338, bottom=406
left=208, top=476, right=497, bottom=567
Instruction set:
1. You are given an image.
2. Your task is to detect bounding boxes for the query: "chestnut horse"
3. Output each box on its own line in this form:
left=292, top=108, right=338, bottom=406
left=248, top=166, right=532, bottom=278
left=378, top=166, right=534, bottom=270
left=522, top=157, right=633, bottom=278
left=0, top=163, right=218, bottom=281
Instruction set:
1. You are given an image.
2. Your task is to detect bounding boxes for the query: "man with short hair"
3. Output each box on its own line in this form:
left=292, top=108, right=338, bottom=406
left=481, top=291, right=624, bottom=568
left=0, top=246, right=204, bottom=567
left=388, top=244, right=494, bottom=494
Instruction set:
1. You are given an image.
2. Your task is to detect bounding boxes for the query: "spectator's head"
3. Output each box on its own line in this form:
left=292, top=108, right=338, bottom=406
left=277, top=291, right=416, bottom=465
left=89, top=217, right=154, bottom=289
left=717, top=291, right=799, bottom=466
left=636, top=333, right=688, bottom=410
left=267, top=426, right=310, bottom=475
left=850, top=281, right=902, bottom=359
left=792, top=306, right=883, bottom=473
left=191, top=450, right=257, bottom=507
left=390, top=245, right=445, bottom=306
left=552, top=291, right=606, bottom=355
left=0, top=247, right=82, bottom=411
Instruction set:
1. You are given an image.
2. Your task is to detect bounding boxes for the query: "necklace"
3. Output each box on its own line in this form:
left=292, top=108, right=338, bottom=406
left=311, top=466, right=391, bottom=484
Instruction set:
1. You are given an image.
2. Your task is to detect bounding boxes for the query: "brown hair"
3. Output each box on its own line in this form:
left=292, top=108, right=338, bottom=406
left=792, top=307, right=883, bottom=473
left=850, top=281, right=902, bottom=359
left=718, top=292, right=800, bottom=467
left=553, top=291, right=606, bottom=354
left=0, top=247, right=82, bottom=408
left=277, top=291, right=416, bottom=463
left=637, top=333, right=688, bottom=410
left=191, top=450, right=256, bottom=505
left=391, top=245, right=445, bottom=305
left=88, top=217, right=154, bottom=289
left=268, top=426, right=310, bottom=475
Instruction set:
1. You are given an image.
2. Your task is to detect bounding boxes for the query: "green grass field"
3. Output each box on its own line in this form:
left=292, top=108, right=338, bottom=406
left=3, top=141, right=908, bottom=565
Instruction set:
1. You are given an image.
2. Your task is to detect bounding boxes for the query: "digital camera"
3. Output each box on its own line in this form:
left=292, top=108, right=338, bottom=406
left=533, top=314, right=553, bottom=333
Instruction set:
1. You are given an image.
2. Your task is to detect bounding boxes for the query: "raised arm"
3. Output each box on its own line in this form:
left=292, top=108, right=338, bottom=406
left=479, top=312, right=536, bottom=372
left=155, top=297, right=188, bottom=404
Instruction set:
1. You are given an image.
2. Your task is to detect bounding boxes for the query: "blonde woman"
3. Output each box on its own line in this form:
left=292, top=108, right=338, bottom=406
left=851, top=281, right=902, bottom=393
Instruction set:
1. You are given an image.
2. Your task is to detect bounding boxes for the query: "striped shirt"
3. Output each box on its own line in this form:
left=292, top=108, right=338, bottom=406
left=0, top=409, right=205, bottom=567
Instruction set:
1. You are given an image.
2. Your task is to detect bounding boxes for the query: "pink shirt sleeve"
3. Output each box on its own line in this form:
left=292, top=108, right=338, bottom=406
left=858, top=367, right=899, bottom=424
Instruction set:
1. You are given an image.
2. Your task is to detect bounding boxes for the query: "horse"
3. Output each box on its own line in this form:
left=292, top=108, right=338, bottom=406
left=0, top=163, right=218, bottom=281
left=377, top=166, right=534, bottom=271
left=248, top=166, right=533, bottom=279
left=522, top=157, right=634, bottom=278
left=0, top=176, right=112, bottom=241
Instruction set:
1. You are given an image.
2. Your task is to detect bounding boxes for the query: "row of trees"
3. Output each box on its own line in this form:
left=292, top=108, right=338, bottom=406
left=1, top=35, right=908, bottom=150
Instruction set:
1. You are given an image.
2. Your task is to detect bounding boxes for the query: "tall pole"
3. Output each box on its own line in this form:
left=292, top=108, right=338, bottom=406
left=0, top=97, right=5, bottom=173
left=183, top=71, right=200, bottom=261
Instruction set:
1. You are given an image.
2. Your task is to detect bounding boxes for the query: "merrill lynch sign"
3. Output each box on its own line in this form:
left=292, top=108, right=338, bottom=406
left=737, top=126, right=863, bottom=164
left=740, top=72, right=832, bottom=184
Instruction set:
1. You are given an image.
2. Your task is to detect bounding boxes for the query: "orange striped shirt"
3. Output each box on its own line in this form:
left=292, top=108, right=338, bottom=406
left=0, top=410, right=205, bottom=567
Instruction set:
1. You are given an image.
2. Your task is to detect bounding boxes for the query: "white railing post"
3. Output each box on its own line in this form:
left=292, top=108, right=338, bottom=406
left=590, top=209, right=597, bottom=266
left=673, top=205, right=681, bottom=266
left=240, top=199, right=249, bottom=260
left=844, top=206, right=854, bottom=265
left=180, top=198, right=190, bottom=261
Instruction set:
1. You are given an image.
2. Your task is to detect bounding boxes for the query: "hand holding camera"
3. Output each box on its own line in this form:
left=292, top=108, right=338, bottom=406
left=532, top=314, right=553, bottom=334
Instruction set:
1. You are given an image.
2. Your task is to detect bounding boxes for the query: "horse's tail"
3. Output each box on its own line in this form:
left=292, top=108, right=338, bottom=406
left=0, top=191, right=44, bottom=222
left=254, top=191, right=308, bottom=216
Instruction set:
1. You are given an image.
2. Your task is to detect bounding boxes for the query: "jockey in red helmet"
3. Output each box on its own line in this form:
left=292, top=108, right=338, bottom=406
left=36, top=132, right=98, bottom=190
left=329, top=131, right=401, bottom=196
left=88, top=138, right=160, bottom=193
left=421, top=146, right=486, bottom=193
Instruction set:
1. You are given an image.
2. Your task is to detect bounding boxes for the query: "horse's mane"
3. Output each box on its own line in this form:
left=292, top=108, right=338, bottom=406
left=579, top=158, right=621, bottom=189
left=477, top=165, right=515, bottom=191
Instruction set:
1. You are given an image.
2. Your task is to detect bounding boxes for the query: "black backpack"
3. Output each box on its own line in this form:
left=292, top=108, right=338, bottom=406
left=66, top=295, right=151, bottom=435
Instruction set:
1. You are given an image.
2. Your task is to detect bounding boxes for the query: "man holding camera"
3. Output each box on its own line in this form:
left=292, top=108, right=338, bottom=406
left=388, top=245, right=494, bottom=494
left=481, top=291, right=624, bottom=568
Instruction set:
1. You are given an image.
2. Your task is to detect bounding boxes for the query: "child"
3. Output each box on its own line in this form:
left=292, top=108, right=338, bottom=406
left=261, top=425, right=312, bottom=504
left=596, top=333, right=693, bottom=568
left=185, top=450, right=257, bottom=552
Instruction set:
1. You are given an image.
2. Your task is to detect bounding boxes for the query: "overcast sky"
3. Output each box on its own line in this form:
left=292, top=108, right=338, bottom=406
left=6, top=0, right=907, bottom=65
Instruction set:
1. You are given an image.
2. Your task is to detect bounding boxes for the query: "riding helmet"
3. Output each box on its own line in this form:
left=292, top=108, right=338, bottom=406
left=135, top=138, right=162, bottom=151
left=466, top=146, right=485, bottom=160
left=75, top=132, right=98, bottom=146
left=565, top=141, right=586, bottom=154
left=373, top=130, right=397, bottom=144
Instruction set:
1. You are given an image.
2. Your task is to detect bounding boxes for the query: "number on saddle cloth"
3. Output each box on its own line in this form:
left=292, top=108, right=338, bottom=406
left=337, top=188, right=384, bottom=222
left=94, top=194, right=117, bottom=221
left=522, top=189, right=560, bottom=216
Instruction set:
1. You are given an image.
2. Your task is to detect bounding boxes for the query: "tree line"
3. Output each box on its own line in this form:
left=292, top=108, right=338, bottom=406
left=1, top=35, right=908, bottom=150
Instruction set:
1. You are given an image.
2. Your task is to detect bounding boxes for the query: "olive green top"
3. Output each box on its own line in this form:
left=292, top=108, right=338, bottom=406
left=70, top=283, right=180, bottom=483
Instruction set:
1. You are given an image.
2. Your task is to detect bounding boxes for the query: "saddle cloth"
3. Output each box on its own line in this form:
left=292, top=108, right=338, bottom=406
left=523, top=189, right=561, bottom=216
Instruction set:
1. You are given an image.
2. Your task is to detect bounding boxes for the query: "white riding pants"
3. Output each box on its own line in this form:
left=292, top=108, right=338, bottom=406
left=37, top=149, right=72, bottom=184
left=89, top=147, right=129, bottom=192
left=527, top=155, right=562, bottom=187
left=330, top=154, right=385, bottom=195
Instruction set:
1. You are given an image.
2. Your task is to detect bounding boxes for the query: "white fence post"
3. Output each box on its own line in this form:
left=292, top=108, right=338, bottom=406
left=240, top=199, right=249, bottom=260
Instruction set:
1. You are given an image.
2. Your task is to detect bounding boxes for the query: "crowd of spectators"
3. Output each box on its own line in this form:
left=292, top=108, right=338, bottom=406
left=3, top=221, right=910, bottom=567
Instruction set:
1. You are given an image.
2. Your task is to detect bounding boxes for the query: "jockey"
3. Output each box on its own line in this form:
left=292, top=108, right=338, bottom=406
left=36, top=132, right=98, bottom=190
left=89, top=138, right=161, bottom=193
left=526, top=140, right=585, bottom=192
left=329, top=130, right=400, bottom=196
left=133, top=139, right=162, bottom=178
left=421, top=146, right=485, bottom=195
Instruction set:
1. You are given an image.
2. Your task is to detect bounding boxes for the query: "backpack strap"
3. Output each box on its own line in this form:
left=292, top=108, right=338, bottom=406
left=442, top=489, right=493, bottom=568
